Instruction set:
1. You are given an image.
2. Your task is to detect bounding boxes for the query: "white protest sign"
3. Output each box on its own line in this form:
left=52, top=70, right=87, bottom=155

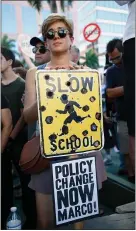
left=17, top=34, right=35, bottom=59
left=52, top=156, right=99, bottom=226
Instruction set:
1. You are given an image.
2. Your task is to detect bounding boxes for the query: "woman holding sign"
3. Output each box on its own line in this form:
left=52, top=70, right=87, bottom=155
left=24, top=14, right=107, bottom=229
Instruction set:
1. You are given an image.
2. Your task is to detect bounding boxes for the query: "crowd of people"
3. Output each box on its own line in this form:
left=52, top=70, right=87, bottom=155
left=1, top=0, right=135, bottom=229
left=102, top=38, right=135, bottom=182
left=102, top=0, right=135, bottom=183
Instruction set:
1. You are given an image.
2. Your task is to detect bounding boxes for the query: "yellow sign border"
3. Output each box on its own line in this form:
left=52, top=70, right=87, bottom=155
left=36, top=69, right=104, bottom=158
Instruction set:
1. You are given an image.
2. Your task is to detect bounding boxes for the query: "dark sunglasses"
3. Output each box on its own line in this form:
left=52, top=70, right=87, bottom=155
left=32, top=46, right=47, bottom=54
left=46, top=28, right=70, bottom=40
left=109, top=53, right=122, bottom=63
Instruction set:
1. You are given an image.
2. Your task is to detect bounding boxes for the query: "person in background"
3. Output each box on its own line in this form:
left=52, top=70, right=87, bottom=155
left=13, top=59, right=24, bottom=68
left=115, top=0, right=135, bottom=180
left=13, top=67, right=27, bottom=80
left=1, top=94, right=13, bottom=229
left=1, top=47, right=36, bottom=229
left=70, top=45, right=80, bottom=64
left=30, top=35, right=50, bottom=66
left=1, top=94, right=13, bottom=153
left=18, top=35, right=51, bottom=70
left=104, top=53, right=120, bottom=153
left=20, top=35, right=51, bottom=139
left=104, top=53, right=113, bottom=70
left=106, top=39, right=134, bottom=182
left=24, top=14, right=107, bottom=229
left=102, top=88, right=115, bottom=165
left=12, top=63, right=27, bottom=197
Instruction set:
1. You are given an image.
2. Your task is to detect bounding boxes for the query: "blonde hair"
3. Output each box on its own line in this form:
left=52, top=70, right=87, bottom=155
left=42, top=14, right=74, bottom=40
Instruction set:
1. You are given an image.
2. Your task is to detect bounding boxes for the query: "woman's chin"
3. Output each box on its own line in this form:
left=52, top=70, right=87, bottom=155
left=53, top=48, right=65, bottom=54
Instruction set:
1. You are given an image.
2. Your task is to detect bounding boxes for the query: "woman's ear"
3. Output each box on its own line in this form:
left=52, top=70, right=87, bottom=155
left=44, top=41, right=49, bottom=48
left=69, top=37, right=74, bottom=50
left=70, top=36, right=74, bottom=44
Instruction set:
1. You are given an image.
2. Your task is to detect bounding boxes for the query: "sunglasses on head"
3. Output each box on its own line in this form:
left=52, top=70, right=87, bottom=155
left=46, top=28, right=70, bottom=40
left=32, top=46, right=47, bottom=54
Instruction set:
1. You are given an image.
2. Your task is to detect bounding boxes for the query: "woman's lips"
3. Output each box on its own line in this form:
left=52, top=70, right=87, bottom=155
left=53, top=42, right=62, bottom=46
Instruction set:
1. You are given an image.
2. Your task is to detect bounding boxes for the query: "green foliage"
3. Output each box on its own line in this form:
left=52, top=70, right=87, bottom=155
left=80, top=49, right=99, bottom=69
left=60, top=0, right=73, bottom=12
left=27, top=0, right=43, bottom=12
left=46, top=0, right=57, bottom=13
left=2, top=34, right=15, bottom=49
left=1, top=34, right=31, bottom=68
left=27, top=0, right=73, bottom=13
left=1, top=34, right=19, bottom=57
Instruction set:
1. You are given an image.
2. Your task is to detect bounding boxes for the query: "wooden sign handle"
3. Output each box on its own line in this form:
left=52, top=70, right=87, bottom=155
left=74, top=221, right=84, bottom=230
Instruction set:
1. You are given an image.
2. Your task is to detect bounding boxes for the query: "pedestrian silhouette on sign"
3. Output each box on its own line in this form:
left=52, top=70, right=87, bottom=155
left=56, top=94, right=90, bottom=136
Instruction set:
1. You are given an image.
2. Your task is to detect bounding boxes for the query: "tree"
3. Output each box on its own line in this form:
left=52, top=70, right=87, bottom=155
left=27, top=0, right=73, bottom=13
left=27, top=0, right=42, bottom=12
left=2, top=34, right=16, bottom=50
left=80, top=49, right=99, bottom=69
left=58, top=0, right=73, bottom=12
left=1, top=34, right=29, bottom=68
left=1, top=34, right=19, bottom=57
left=46, top=0, right=57, bottom=13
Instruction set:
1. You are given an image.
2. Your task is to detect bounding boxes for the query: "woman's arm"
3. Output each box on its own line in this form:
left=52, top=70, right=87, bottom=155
left=23, top=67, right=38, bottom=124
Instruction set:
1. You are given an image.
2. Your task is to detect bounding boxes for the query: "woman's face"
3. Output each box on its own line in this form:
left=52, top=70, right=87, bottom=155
left=46, top=21, right=73, bottom=54
left=1, top=54, right=10, bottom=73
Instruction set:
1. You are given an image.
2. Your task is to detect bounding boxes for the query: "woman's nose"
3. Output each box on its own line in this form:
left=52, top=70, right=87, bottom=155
left=54, top=31, right=59, bottom=39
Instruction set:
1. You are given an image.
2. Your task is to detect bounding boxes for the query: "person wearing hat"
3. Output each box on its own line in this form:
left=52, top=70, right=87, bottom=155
left=18, top=35, right=50, bottom=69
left=30, top=35, right=50, bottom=66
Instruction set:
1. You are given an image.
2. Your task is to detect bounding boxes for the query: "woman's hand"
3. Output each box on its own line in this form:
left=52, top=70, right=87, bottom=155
left=68, top=64, right=84, bottom=70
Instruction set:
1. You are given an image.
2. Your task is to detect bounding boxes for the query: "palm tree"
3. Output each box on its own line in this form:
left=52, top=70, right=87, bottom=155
left=57, top=0, right=73, bottom=12
left=46, top=0, right=57, bottom=13
left=2, top=34, right=16, bottom=50
left=80, top=49, right=99, bottom=69
left=27, top=0, right=42, bottom=12
left=1, top=34, right=19, bottom=56
left=27, top=0, right=73, bottom=13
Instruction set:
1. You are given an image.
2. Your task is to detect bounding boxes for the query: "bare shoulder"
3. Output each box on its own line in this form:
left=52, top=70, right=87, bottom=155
left=25, top=68, right=37, bottom=106
left=26, top=67, right=37, bottom=83
left=27, top=67, right=37, bottom=76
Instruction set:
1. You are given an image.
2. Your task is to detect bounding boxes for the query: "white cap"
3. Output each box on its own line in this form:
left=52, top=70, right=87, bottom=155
left=10, top=207, right=17, bottom=212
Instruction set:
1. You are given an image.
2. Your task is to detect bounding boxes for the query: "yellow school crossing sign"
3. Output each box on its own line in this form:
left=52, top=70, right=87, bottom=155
left=36, top=70, right=104, bottom=158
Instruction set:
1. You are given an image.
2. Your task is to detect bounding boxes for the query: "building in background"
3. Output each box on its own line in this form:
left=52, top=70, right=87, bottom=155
left=73, top=1, right=128, bottom=66
left=2, top=1, right=78, bottom=52
left=2, top=0, right=52, bottom=54
left=2, top=1, right=51, bottom=39
left=2, top=1, right=128, bottom=67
